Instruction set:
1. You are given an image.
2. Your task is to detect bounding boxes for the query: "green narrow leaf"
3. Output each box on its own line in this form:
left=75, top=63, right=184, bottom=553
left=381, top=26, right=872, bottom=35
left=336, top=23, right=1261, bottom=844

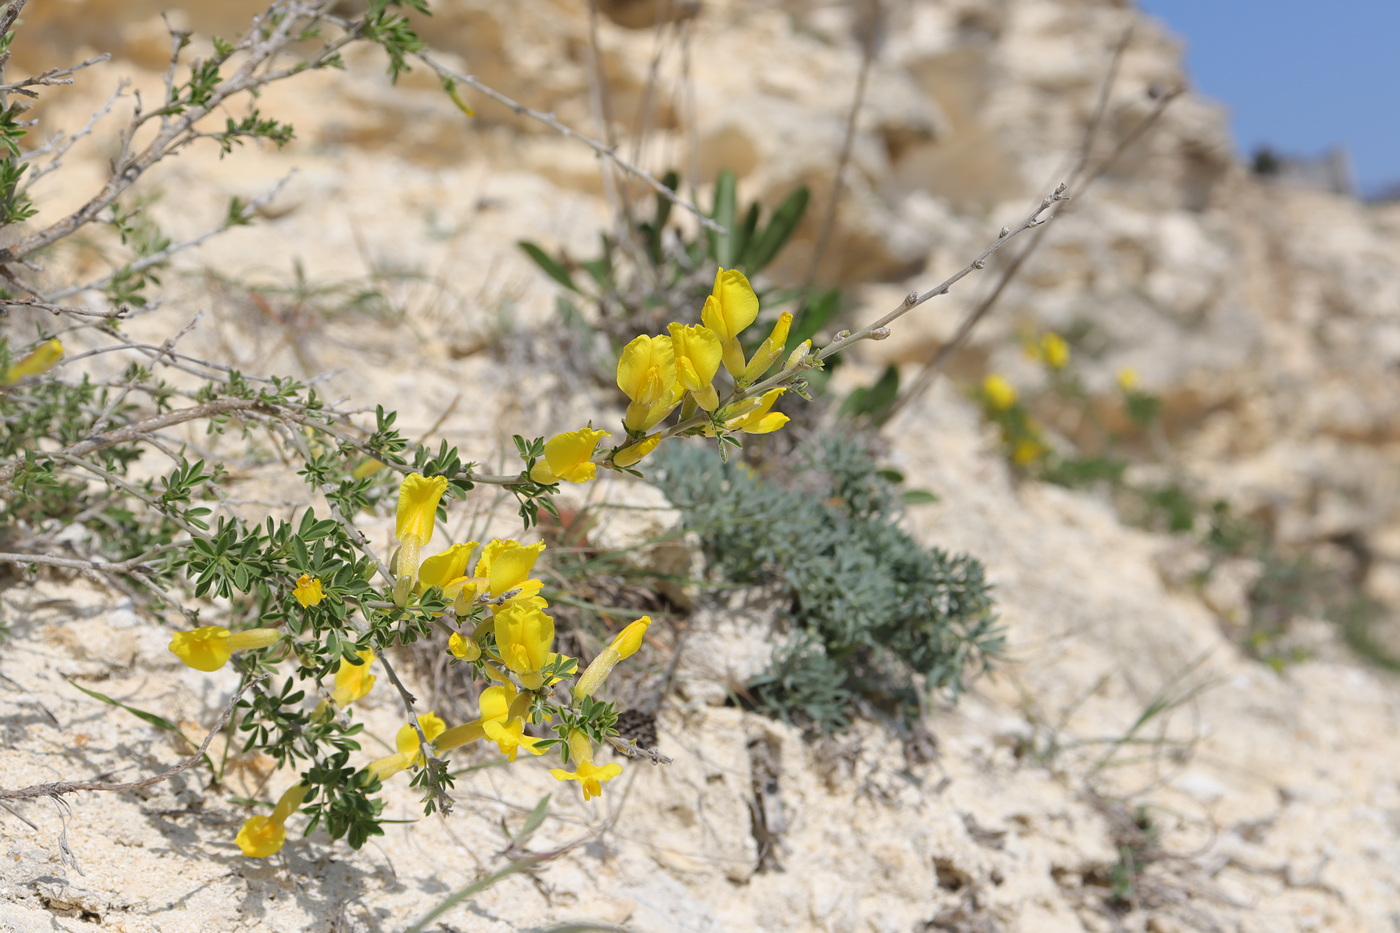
left=709, top=170, right=738, bottom=267
left=519, top=793, right=551, bottom=837
left=68, top=680, right=215, bottom=771
left=517, top=241, right=579, bottom=292
left=787, top=287, right=841, bottom=352
left=403, top=859, right=537, bottom=933
left=732, top=201, right=760, bottom=272
left=746, top=185, right=809, bottom=274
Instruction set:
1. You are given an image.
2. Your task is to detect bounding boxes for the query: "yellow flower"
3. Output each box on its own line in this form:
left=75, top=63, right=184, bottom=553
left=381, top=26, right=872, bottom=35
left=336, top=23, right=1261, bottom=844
left=617, top=334, right=684, bottom=432
left=169, top=625, right=281, bottom=672
left=1117, top=367, right=1140, bottom=392
left=549, top=729, right=623, bottom=802
left=367, top=712, right=447, bottom=781
left=292, top=574, right=325, bottom=607
left=1034, top=333, right=1070, bottom=370
left=666, top=323, right=723, bottom=412
left=494, top=602, right=557, bottom=690
left=612, top=434, right=661, bottom=468
left=981, top=374, right=1018, bottom=411
left=700, top=267, right=760, bottom=376
left=395, top=473, right=448, bottom=583
left=1012, top=437, right=1048, bottom=465
left=396, top=473, right=448, bottom=543
left=529, top=428, right=611, bottom=484
left=448, top=632, right=480, bottom=661
left=574, top=616, right=651, bottom=700
left=418, top=541, right=481, bottom=612
left=739, top=312, right=793, bottom=385
left=2, top=339, right=63, bottom=385
left=475, top=539, right=546, bottom=603
left=330, top=649, right=376, bottom=707
left=715, top=388, right=789, bottom=435
left=235, top=783, right=308, bottom=858
left=350, top=458, right=385, bottom=479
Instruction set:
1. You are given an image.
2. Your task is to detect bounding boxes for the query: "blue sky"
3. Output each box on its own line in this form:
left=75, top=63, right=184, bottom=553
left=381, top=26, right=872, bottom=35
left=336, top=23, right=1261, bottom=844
left=1139, top=2, right=1400, bottom=198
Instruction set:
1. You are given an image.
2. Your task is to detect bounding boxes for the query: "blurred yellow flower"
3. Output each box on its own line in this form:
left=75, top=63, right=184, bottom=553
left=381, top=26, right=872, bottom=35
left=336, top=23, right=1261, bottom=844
left=368, top=712, right=447, bottom=781
left=981, top=374, right=1018, bottom=411
left=330, top=649, right=376, bottom=707
left=1117, top=367, right=1140, bottom=392
left=1033, top=333, right=1069, bottom=370
left=2, top=339, right=63, bottom=384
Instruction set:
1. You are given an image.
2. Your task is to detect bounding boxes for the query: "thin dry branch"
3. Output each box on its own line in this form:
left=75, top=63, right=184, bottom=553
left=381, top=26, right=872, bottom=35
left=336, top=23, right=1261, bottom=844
left=0, top=675, right=263, bottom=801
left=414, top=50, right=723, bottom=234
left=886, top=29, right=1182, bottom=419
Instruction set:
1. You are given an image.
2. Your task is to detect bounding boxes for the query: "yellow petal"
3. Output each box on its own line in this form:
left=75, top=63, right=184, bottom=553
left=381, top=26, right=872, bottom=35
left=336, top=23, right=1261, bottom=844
left=419, top=542, right=478, bottom=590
left=739, top=312, right=793, bottom=384
left=447, top=632, right=480, bottom=661
left=701, top=268, right=759, bottom=341
left=494, top=602, right=555, bottom=677
left=2, top=339, right=63, bottom=385
left=331, top=650, right=376, bottom=706
left=168, top=626, right=232, bottom=672
left=396, top=473, right=448, bottom=543
left=537, top=427, right=610, bottom=484
left=292, top=574, right=325, bottom=607
left=613, top=435, right=661, bottom=468
left=486, top=541, right=546, bottom=599
left=235, top=815, right=286, bottom=858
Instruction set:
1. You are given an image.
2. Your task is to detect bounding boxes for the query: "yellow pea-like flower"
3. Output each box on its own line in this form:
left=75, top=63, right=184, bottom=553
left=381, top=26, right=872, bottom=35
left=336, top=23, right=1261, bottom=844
left=447, top=632, right=480, bottom=661
left=476, top=539, right=546, bottom=603
left=617, top=334, right=683, bottom=432
left=395, top=473, right=448, bottom=583
left=612, top=434, right=661, bottom=468
left=738, top=312, right=793, bottom=385
left=549, top=729, right=623, bottom=802
left=716, top=388, right=789, bottom=436
left=494, top=602, right=556, bottom=689
left=574, top=616, right=651, bottom=700
left=666, top=323, right=722, bottom=412
left=701, top=267, right=760, bottom=376
left=169, top=625, right=281, bottom=672
left=235, top=783, right=308, bottom=858
left=292, top=574, right=325, bottom=607
left=2, top=339, right=63, bottom=385
left=367, top=712, right=447, bottom=781
left=529, top=428, right=611, bottom=484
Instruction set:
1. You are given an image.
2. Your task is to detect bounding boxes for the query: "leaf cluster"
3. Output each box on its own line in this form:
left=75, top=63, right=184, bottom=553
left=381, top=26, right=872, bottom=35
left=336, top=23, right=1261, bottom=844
left=651, top=436, right=1002, bottom=732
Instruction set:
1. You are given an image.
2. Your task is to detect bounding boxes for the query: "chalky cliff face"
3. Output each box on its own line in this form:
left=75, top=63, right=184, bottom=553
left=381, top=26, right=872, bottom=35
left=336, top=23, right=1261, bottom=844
left=4, top=1, right=1400, bottom=931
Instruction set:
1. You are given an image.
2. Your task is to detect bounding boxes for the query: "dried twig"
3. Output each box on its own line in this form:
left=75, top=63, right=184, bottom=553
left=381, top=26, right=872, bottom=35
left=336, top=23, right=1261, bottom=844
left=0, top=675, right=263, bottom=801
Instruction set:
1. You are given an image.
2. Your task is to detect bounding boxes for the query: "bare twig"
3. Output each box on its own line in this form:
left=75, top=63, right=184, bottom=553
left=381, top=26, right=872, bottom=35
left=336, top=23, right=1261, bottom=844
left=0, top=675, right=263, bottom=801
left=801, top=0, right=881, bottom=293
left=886, top=30, right=1181, bottom=419
left=414, top=51, right=722, bottom=234
left=0, top=54, right=110, bottom=95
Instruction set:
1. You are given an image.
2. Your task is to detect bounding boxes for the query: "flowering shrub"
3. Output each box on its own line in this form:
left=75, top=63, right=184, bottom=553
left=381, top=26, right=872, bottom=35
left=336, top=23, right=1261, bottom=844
left=0, top=0, right=1062, bottom=867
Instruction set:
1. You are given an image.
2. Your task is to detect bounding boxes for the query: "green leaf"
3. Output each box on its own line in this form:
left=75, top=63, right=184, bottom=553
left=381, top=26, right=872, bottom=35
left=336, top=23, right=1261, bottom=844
left=709, top=170, right=738, bottom=267
left=788, top=287, right=840, bottom=352
left=69, top=680, right=215, bottom=771
left=745, top=185, right=809, bottom=274
left=901, top=489, right=940, bottom=506
left=519, top=793, right=550, bottom=837
left=517, top=241, right=579, bottom=292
